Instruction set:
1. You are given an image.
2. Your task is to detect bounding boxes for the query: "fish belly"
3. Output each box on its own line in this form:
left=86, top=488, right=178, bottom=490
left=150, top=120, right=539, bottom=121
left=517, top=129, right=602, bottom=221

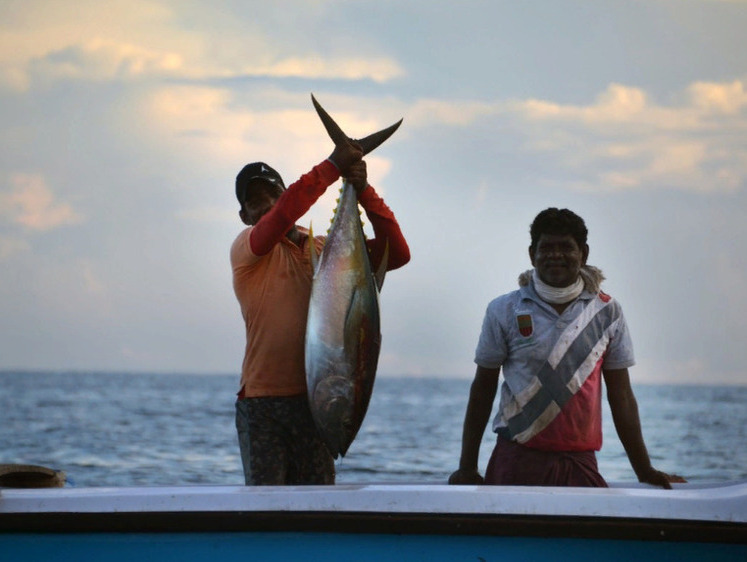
left=305, top=184, right=381, bottom=458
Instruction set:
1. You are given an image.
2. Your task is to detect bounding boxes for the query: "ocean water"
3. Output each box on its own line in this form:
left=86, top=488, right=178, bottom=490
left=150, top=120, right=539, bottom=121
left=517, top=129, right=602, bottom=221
left=1, top=372, right=745, bottom=487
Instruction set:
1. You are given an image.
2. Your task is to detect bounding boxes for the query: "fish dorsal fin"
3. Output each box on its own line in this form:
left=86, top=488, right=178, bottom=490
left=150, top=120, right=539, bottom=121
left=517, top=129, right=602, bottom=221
left=374, top=238, right=389, bottom=291
left=308, top=222, right=319, bottom=273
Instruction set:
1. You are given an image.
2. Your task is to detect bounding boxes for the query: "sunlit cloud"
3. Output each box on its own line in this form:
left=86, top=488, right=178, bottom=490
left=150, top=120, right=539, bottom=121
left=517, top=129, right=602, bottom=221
left=396, top=80, right=747, bottom=194
left=139, top=83, right=395, bottom=178
left=688, top=80, right=747, bottom=114
left=136, top=83, right=397, bottom=228
left=0, top=174, right=83, bottom=231
left=27, top=39, right=184, bottom=85
left=515, top=82, right=747, bottom=193
left=242, top=56, right=404, bottom=83
left=0, top=0, right=182, bottom=91
left=0, top=2, right=404, bottom=91
left=519, top=84, right=685, bottom=126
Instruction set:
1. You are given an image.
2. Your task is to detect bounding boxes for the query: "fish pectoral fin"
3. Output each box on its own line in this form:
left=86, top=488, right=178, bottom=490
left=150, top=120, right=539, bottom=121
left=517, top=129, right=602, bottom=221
left=374, top=238, right=389, bottom=291
left=308, top=222, right=319, bottom=273
left=343, top=288, right=362, bottom=352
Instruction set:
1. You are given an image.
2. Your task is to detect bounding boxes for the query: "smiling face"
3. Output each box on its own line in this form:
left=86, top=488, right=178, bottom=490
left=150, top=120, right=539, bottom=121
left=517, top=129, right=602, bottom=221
left=530, top=233, right=589, bottom=288
left=239, top=180, right=284, bottom=226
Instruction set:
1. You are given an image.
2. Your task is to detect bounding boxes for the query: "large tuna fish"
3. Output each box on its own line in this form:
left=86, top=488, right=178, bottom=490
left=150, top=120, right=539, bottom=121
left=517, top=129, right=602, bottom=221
left=305, top=94, right=402, bottom=458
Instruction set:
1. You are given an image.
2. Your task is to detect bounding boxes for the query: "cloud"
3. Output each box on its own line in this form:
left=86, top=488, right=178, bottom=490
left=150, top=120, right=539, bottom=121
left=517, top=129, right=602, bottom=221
left=0, top=1, right=404, bottom=91
left=469, top=82, right=747, bottom=193
left=0, top=0, right=181, bottom=91
left=688, top=80, right=747, bottom=114
left=241, top=57, right=404, bottom=83
left=27, top=39, right=184, bottom=85
left=0, top=174, right=83, bottom=231
left=389, top=80, right=747, bottom=194
left=517, top=83, right=697, bottom=129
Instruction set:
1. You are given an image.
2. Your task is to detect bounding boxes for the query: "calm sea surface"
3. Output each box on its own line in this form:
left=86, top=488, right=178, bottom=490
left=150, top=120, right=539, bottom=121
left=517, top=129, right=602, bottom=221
left=1, top=372, right=745, bottom=487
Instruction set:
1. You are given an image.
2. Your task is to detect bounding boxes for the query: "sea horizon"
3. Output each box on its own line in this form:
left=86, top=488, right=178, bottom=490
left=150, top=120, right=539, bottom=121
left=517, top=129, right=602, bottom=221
left=2, top=368, right=744, bottom=388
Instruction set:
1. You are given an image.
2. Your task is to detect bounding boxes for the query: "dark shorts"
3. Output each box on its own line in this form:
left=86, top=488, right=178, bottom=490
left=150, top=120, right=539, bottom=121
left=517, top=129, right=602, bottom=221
left=235, top=394, right=335, bottom=485
left=485, top=437, right=608, bottom=487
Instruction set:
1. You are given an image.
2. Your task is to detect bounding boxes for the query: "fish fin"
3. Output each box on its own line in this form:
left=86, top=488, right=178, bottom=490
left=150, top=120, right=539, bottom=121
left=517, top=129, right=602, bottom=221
left=374, top=239, right=389, bottom=291
left=343, top=288, right=362, bottom=356
left=308, top=222, right=319, bottom=273
left=311, top=93, right=402, bottom=156
left=356, top=119, right=403, bottom=155
left=311, top=94, right=350, bottom=147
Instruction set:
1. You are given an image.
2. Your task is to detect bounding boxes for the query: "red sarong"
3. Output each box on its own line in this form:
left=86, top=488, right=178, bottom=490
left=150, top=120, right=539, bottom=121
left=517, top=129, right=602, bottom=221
left=484, top=438, right=608, bottom=487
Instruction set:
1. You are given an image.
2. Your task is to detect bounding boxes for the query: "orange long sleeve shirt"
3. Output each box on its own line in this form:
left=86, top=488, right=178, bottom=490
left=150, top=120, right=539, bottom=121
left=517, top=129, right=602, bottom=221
left=231, top=159, right=409, bottom=398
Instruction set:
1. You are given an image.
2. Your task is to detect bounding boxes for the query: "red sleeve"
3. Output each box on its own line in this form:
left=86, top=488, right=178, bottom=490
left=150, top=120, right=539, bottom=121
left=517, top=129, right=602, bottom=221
left=359, top=185, right=410, bottom=271
left=249, top=160, right=340, bottom=256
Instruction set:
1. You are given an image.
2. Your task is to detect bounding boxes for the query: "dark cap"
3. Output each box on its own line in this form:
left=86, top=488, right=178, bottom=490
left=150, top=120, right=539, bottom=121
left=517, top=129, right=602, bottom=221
left=235, top=162, right=285, bottom=203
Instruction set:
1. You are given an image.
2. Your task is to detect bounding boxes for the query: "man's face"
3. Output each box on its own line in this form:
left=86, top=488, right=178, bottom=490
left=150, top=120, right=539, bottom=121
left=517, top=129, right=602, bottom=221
left=530, top=233, right=589, bottom=288
left=240, top=181, right=284, bottom=225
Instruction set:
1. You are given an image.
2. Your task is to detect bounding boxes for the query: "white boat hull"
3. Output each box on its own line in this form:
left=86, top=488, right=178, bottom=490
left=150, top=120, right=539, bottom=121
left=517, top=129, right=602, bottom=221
left=1, top=482, right=745, bottom=560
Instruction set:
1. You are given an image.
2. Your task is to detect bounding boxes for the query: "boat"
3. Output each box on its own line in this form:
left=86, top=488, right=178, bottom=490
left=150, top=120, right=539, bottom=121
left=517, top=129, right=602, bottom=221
left=1, top=480, right=745, bottom=560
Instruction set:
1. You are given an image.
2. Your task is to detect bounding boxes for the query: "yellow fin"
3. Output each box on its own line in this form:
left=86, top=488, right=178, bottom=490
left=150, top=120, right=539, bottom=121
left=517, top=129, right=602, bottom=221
left=374, top=238, right=389, bottom=291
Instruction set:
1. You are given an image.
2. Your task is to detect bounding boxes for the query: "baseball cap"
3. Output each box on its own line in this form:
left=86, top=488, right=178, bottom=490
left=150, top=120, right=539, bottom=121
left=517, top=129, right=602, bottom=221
left=235, top=162, right=285, bottom=203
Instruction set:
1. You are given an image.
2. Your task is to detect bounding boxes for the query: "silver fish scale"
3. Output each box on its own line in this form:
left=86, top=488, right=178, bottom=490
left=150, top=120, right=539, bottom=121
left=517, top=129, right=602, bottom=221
left=305, top=180, right=381, bottom=458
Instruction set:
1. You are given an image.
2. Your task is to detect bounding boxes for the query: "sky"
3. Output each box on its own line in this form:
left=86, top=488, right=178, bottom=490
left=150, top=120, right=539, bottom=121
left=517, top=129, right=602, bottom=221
left=1, top=0, right=746, bottom=385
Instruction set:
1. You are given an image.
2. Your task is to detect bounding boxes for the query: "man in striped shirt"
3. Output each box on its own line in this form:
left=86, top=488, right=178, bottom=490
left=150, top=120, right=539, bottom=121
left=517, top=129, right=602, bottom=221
left=449, top=208, right=685, bottom=488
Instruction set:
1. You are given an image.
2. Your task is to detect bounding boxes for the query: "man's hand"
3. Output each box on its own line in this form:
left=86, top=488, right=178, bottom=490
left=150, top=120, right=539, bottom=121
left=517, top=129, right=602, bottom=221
left=637, top=467, right=687, bottom=489
left=329, top=139, right=363, bottom=177
left=448, top=468, right=484, bottom=485
left=346, top=160, right=367, bottom=195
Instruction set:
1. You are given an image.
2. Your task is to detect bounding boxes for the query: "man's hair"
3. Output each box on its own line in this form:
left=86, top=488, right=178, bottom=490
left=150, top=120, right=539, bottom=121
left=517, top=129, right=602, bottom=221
left=529, top=208, right=588, bottom=252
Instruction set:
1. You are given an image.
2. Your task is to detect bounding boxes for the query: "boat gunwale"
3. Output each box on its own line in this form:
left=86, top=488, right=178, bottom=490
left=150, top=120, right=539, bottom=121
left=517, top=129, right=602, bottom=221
left=1, top=509, right=745, bottom=544
left=1, top=482, right=745, bottom=543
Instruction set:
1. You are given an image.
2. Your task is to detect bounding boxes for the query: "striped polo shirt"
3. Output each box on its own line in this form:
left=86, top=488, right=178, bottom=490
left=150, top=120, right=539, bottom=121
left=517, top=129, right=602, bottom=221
left=475, top=281, right=635, bottom=452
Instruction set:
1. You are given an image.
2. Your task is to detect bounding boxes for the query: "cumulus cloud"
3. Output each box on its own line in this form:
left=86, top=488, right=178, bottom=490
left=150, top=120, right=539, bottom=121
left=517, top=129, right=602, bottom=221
left=408, top=81, right=747, bottom=194
left=241, top=56, right=404, bottom=83
left=26, top=39, right=184, bottom=85
left=688, top=80, right=747, bottom=114
left=0, top=174, right=83, bottom=231
left=0, top=1, right=404, bottom=91
left=517, top=84, right=697, bottom=129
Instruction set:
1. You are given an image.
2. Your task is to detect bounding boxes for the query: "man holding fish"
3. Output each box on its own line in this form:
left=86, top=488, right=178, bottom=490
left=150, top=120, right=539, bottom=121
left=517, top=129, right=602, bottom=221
left=450, top=208, right=685, bottom=489
left=230, top=107, right=410, bottom=486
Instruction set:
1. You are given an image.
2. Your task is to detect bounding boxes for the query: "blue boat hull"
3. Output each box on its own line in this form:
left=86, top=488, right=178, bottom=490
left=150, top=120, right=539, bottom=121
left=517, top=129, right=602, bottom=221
left=3, top=532, right=745, bottom=562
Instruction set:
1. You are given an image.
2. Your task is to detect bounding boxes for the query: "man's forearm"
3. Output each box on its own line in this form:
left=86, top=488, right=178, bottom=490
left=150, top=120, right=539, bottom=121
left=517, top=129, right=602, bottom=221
left=359, top=185, right=410, bottom=271
left=249, top=160, right=339, bottom=255
left=611, top=398, right=654, bottom=478
left=606, top=373, right=654, bottom=478
left=458, top=368, right=499, bottom=470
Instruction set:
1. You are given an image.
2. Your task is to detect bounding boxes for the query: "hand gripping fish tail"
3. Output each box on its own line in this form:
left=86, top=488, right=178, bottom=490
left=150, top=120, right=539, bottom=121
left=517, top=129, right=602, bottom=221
left=305, top=95, right=402, bottom=458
